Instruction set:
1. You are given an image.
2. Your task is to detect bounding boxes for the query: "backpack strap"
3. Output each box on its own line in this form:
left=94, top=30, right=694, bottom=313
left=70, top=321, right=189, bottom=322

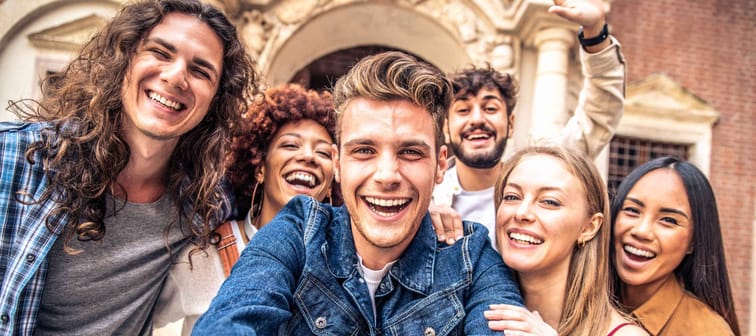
left=214, top=221, right=240, bottom=277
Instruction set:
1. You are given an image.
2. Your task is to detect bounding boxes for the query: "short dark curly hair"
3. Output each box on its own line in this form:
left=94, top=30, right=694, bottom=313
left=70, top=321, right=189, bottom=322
left=226, top=84, right=338, bottom=218
left=449, top=64, right=518, bottom=115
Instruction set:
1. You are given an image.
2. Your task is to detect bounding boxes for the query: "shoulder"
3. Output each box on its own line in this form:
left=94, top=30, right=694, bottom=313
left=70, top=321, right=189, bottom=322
left=261, top=195, right=334, bottom=241
left=610, top=324, right=648, bottom=336
left=674, top=291, right=733, bottom=333
left=608, top=312, right=648, bottom=336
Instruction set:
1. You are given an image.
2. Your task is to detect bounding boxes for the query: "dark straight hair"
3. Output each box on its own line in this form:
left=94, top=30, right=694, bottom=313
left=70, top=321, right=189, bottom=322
left=609, top=157, right=740, bottom=335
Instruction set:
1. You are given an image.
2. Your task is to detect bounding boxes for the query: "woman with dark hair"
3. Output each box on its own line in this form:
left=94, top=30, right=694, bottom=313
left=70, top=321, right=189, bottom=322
left=611, top=157, right=739, bottom=335
left=154, top=83, right=338, bottom=334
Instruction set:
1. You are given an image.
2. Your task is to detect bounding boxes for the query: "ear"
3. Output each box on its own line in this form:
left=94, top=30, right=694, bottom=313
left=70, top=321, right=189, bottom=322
left=507, top=113, right=515, bottom=139
left=436, top=145, right=448, bottom=184
left=255, top=166, right=265, bottom=183
left=578, top=212, right=603, bottom=246
left=332, top=143, right=341, bottom=183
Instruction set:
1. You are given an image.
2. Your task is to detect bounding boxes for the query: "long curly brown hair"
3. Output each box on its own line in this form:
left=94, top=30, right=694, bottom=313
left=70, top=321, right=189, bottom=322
left=17, top=0, right=259, bottom=251
left=226, top=84, right=338, bottom=219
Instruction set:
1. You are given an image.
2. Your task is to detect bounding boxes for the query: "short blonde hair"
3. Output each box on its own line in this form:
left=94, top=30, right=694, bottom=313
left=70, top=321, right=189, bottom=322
left=332, top=51, right=452, bottom=150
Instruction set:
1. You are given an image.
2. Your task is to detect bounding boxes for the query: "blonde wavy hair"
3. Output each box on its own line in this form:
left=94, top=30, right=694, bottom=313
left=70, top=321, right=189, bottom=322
left=494, top=145, right=617, bottom=335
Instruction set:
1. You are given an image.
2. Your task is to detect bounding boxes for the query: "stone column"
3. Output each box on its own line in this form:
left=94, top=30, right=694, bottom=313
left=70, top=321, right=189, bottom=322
left=530, top=27, right=574, bottom=142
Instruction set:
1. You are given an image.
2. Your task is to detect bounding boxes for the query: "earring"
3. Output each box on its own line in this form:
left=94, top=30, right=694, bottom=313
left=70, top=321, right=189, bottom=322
left=250, top=181, right=263, bottom=219
left=577, top=240, right=586, bottom=248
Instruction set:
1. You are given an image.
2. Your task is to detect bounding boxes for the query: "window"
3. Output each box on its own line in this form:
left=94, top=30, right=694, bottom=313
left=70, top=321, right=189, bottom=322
left=608, top=136, right=689, bottom=197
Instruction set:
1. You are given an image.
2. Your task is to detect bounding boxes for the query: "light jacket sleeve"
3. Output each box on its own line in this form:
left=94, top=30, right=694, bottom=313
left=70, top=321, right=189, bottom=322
left=558, top=36, right=626, bottom=159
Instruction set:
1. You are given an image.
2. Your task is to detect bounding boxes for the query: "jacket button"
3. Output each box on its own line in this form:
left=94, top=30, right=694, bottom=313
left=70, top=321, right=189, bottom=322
left=26, top=254, right=36, bottom=263
left=424, top=327, right=435, bottom=336
left=315, top=316, right=327, bottom=329
left=1, top=314, right=9, bottom=323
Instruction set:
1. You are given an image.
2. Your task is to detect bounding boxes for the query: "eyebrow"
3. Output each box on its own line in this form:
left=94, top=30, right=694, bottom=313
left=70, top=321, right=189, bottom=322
left=342, top=138, right=431, bottom=150
left=506, top=182, right=565, bottom=194
left=278, top=132, right=333, bottom=145
left=147, top=37, right=220, bottom=79
left=626, top=197, right=689, bottom=219
left=480, top=94, right=504, bottom=102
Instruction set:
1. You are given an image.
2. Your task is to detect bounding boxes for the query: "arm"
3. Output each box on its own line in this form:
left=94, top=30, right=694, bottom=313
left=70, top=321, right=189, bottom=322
left=191, top=201, right=309, bottom=335
left=550, top=0, right=627, bottom=159
left=463, top=226, right=524, bottom=334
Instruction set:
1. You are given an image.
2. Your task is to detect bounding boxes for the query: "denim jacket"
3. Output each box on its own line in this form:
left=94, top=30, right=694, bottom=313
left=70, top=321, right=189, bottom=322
left=193, top=195, right=522, bottom=335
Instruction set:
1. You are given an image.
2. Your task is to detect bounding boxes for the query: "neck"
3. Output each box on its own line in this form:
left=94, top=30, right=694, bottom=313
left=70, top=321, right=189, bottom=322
left=518, top=262, right=571, bottom=329
left=455, top=160, right=501, bottom=191
left=257, top=198, right=279, bottom=229
left=352, top=224, right=411, bottom=270
left=115, top=134, right=176, bottom=203
left=622, top=273, right=674, bottom=309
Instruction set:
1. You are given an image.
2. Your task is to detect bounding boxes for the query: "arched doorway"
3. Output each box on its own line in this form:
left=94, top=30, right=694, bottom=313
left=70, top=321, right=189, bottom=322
left=289, top=45, right=429, bottom=92
left=263, top=2, right=470, bottom=86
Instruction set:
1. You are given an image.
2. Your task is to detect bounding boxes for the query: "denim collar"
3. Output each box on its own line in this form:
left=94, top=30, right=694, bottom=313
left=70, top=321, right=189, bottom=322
left=324, top=206, right=437, bottom=295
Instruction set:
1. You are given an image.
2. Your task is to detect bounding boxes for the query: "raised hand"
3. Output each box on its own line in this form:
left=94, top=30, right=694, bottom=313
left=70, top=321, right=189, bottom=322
left=549, top=0, right=606, bottom=32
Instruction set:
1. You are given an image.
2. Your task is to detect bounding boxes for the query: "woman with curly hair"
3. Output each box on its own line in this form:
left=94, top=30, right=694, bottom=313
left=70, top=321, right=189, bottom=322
left=0, top=0, right=258, bottom=334
left=154, top=83, right=337, bottom=334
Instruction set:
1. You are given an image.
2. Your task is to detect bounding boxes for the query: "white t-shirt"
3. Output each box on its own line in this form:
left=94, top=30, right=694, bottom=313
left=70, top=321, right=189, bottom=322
left=435, top=165, right=498, bottom=250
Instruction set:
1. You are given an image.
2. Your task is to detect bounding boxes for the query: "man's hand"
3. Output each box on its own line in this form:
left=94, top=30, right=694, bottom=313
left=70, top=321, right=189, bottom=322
left=549, top=0, right=606, bottom=34
left=429, top=204, right=464, bottom=245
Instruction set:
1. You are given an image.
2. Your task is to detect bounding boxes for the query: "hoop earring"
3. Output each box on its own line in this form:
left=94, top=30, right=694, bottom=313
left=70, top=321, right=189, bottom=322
left=326, top=190, right=333, bottom=206
left=250, top=181, right=263, bottom=219
left=577, top=240, right=586, bottom=248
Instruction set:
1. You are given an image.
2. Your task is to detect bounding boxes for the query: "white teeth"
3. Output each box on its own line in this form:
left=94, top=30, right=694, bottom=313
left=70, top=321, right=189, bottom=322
left=508, top=232, right=543, bottom=245
left=624, top=245, right=655, bottom=258
left=364, top=197, right=410, bottom=207
left=466, top=134, right=490, bottom=140
left=285, top=171, right=317, bottom=187
left=148, top=91, right=183, bottom=110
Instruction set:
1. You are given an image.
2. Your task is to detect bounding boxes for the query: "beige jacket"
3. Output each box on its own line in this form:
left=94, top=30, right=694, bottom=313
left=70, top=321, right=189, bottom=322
left=433, top=37, right=626, bottom=208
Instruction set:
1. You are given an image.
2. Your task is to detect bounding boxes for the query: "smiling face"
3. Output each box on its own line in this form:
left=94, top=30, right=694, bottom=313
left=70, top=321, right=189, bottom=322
left=447, top=88, right=514, bottom=169
left=334, top=98, right=446, bottom=269
left=496, top=154, right=593, bottom=277
left=614, top=168, right=693, bottom=298
left=260, top=119, right=335, bottom=218
left=120, top=13, right=223, bottom=144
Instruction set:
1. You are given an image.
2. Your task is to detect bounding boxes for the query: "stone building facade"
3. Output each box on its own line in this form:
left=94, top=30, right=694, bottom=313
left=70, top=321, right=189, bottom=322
left=0, top=0, right=752, bottom=333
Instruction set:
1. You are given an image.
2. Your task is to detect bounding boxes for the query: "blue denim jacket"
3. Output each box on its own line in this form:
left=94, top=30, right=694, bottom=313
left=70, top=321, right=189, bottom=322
left=194, top=195, right=522, bottom=335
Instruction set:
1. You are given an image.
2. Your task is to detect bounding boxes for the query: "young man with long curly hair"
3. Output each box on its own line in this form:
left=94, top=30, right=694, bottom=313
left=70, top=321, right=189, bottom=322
left=0, top=0, right=258, bottom=334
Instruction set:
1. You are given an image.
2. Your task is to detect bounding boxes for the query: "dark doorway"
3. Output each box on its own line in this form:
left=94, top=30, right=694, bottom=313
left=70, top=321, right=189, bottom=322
left=290, top=45, right=429, bottom=92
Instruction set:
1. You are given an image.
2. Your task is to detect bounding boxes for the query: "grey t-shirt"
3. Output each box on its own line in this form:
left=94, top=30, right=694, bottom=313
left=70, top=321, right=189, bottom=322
left=36, top=193, right=190, bottom=335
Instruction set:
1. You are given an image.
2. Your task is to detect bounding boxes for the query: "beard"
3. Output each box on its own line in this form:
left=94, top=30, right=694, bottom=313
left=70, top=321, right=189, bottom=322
left=450, top=138, right=508, bottom=168
left=449, top=125, right=509, bottom=169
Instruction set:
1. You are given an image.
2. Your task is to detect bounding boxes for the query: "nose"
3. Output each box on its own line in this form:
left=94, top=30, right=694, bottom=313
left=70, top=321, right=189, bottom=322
left=161, top=60, right=188, bottom=91
left=296, top=146, right=316, bottom=165
left=513, top=199, right=535, bottom=223
left=629, top=216, right=654, bottom=241
left=469, top=105, right=485, bottom=126
left=373, top=152, right=401, bottom=189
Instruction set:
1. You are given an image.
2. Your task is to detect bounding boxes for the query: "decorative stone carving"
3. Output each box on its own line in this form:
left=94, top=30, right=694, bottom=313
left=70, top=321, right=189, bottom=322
left=240, top=10, right=267, bottom=59
left=27, top=14, right=108, bottom=51
left=273, top=0, right=322, bottom=25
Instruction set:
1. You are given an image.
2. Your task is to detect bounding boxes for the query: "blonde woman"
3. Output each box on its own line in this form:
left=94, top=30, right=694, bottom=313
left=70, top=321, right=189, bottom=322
left=484, top=146, right=647, bottom=336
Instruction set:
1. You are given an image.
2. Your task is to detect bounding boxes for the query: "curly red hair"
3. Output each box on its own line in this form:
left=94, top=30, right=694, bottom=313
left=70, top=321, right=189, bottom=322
left=226, top=84, right=338, bottom=218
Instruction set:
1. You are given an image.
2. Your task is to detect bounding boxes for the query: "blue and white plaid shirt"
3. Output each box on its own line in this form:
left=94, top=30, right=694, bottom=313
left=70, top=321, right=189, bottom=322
left=0, top=121, right=231, bottom=335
